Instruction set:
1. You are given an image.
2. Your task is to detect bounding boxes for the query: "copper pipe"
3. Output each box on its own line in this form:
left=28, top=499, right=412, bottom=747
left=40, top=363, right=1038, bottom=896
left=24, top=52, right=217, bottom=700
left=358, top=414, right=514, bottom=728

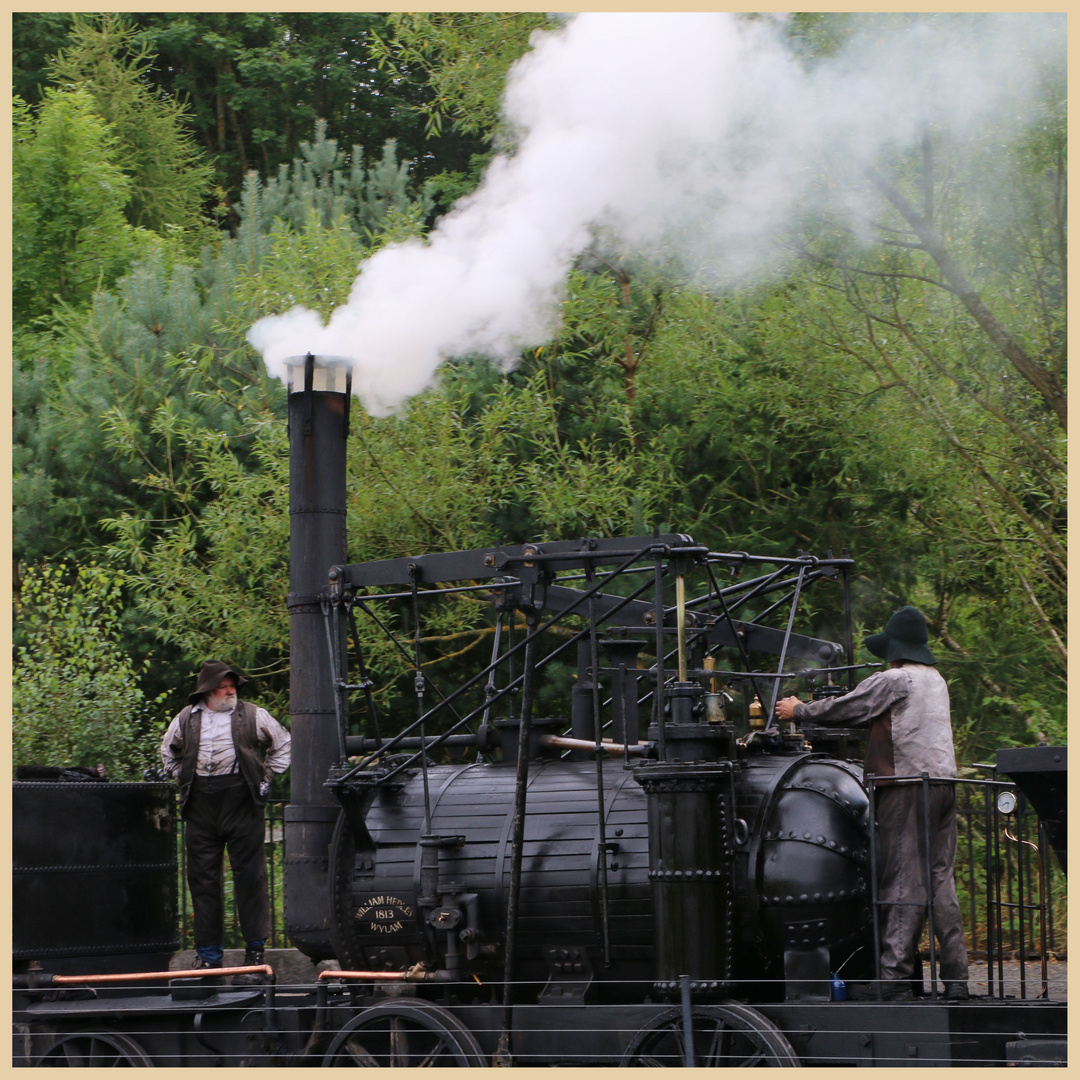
left=538, top=734, right=647, bottom=755
left=318, top=967, right=454, bottom=983
left=51, top=965, right=275, bottom=985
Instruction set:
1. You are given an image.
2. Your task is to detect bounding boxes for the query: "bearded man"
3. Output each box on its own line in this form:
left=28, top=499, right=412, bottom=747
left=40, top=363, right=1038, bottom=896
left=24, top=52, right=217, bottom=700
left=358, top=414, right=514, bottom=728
left=161, top=661, right=290, bottom=983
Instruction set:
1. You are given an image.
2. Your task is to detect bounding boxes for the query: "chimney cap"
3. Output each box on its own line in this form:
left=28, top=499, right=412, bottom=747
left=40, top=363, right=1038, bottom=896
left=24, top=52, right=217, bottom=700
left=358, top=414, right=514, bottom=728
left=285, top=354, right=353, bottom=394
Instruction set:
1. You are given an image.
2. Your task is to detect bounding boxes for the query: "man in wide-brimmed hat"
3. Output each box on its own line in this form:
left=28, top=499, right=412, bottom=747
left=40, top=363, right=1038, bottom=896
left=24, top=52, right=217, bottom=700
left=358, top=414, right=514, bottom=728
left=775, top=606, right=969, bottom=1003
left=161, top=661, right=290, bottom=984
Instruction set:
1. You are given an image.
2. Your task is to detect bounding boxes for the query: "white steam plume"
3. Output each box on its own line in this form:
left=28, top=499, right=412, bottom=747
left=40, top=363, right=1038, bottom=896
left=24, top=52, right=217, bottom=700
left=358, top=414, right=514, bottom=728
left=248, top=12, right=1063, bottom=415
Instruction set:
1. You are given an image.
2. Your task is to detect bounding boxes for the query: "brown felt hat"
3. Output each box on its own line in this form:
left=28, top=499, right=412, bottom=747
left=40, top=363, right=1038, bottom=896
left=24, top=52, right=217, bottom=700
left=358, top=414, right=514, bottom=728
left=189, top=660, right=248, bottom=704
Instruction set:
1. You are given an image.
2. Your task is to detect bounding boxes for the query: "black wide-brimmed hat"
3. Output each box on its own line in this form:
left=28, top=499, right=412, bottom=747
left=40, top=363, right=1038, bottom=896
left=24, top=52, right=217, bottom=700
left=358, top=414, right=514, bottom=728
left=189, top=660, right=248, bottom=704
left=864, top=606, right=937, bottom=666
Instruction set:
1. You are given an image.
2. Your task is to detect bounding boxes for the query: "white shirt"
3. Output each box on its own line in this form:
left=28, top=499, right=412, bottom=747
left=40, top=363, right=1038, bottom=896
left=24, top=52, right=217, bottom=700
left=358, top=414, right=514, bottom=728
left=160, top=702, right=291, bottom=778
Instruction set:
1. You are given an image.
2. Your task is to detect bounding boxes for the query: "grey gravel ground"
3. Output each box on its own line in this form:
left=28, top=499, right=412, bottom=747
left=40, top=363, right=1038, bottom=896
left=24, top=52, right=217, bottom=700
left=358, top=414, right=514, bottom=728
left=966, top=957, right=1067, bottom=1001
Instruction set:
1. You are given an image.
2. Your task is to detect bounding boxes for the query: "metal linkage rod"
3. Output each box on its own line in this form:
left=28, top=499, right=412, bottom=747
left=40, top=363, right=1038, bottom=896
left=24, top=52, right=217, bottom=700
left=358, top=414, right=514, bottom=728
left=409, top=567, right=432, bottom=836
left=47, top=966, right=275, bottom=986
left=841, top=550, right=855, bottom=686
left=353, top=596, right=472, bottom=734
left=336, top=544, right=664, bottom=783
left=500, top=615, right=539, bottom=1062
left=321, top=598, right=348, bottom=761
left=653, top=548, right=667, bottom=761
left=706, top=549, right=856, bottom=571
left=586, top=560, right=611, bottom=967
left=345, top=598, right=381, bottom=748
left=766, top=560, right=808, bottom=720
left=704, top=560, right=768, bottom=711
left=479, top=610, right=505, bottom=734
left=349, top=580, right=521, bottom=602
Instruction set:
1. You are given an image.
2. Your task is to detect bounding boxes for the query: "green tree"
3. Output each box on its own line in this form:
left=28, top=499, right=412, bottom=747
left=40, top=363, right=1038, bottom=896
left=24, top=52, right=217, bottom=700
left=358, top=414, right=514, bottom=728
left=13, top=89, right=149, bottom=326
left=49, top=13, right=215, bottom=240
left=776, top=60, right=1067, bottom=749
left=13, top=123, right=432, bottom=568
left=370, top=12, right=550, bottom=139
left=12, top=12, right=74, bottom=104
left=13, top=563, right=165, bottom=778
left=12, top=14, right=1064, bottom=764
left=13, top=12, right=487, bottom=206
left=130, top=13, right=484, bottom=201
left=255, top=123, right=434, bottom=238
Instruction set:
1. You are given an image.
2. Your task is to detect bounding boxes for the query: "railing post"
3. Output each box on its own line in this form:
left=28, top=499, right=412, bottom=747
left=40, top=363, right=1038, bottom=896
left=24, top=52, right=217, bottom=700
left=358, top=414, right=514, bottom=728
left=963, top=787, right=977, bottom=957
left=1016, top=795, right=1028, bottom=999
left=983, top=781, right=995, bottom=998
left=919, top=774, right=938, bottom=999
left=867, top=774, right=881, bottom=996
left=179, top=816, right=190, bottom=950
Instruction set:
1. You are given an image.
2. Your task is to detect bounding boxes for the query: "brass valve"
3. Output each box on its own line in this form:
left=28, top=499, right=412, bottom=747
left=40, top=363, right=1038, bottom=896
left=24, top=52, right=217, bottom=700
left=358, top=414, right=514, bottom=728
left=748, top=696, right=765, bottom=729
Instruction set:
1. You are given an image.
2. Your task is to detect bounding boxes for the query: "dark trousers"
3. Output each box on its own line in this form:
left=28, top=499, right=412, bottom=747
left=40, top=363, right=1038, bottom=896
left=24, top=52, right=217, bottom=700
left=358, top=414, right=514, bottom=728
left=184, top=775, right=269, bottom=948
left=876, top=782, right=968, bottom=984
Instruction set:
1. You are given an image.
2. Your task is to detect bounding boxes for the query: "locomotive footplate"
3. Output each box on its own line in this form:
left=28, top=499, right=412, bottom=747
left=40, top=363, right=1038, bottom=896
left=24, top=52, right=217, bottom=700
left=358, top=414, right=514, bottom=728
left=15, top=983, right=1066, bottom=1066
left=756, top=999, right=1068, bottom=1067
left=340, top=999, right=1066, bottom=1066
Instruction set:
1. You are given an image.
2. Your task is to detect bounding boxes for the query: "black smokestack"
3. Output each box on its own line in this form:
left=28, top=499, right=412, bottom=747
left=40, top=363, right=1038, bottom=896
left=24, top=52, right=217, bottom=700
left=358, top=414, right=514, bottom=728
left=284, top=353, right=351, bottom=959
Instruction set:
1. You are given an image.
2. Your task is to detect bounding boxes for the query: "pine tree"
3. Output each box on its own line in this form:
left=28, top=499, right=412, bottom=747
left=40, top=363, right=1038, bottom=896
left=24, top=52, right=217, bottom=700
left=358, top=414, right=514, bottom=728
left=254, top=121, right=434, bottom=236
left=49, top=13, right=215, bottom=240
left=14, top=121, right=434, bottom=571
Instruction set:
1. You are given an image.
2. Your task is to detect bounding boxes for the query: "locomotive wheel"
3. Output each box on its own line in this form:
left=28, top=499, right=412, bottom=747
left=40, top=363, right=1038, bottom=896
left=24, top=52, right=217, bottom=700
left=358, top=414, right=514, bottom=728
left=328, top=808, right=368, bottom=971
left=321, top=1000, right=487, bottom=1067
left=34, top=1031, right=154, bottom=1067
left=620, top=1002, right=801, bottom=1068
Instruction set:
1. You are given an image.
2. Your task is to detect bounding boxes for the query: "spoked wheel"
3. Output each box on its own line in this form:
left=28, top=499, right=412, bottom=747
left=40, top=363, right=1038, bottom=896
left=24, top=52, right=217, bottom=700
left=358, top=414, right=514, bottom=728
left=322, top=1000, right=487, bottom=1067
left=328, top=809, right=368, bottom=972
left=620, top=1002, right=801, bottom=1067
left=34, top=1032, right=154, bottom=1067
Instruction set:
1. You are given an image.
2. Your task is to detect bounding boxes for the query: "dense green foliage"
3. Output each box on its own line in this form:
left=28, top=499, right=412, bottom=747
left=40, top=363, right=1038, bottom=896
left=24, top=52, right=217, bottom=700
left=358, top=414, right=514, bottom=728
left=13, top=88, right=149, bottom=325
left=13, top=563, right=165, bottom=778
left=12, top=12, right=487, bottom=208
left=50, top=15, right=216, bottom=239
left=11, top=13, right=1065, bottom=779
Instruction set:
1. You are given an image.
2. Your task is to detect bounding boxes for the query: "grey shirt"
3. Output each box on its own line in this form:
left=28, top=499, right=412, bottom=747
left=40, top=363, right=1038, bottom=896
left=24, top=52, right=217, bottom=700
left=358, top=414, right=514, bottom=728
left=793, top=663, right=956, bottom=780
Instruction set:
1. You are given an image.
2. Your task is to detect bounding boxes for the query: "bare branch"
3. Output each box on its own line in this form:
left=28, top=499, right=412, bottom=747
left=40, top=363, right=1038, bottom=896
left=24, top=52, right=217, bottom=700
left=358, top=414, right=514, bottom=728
left=864, top=164, right=1067, bottom=429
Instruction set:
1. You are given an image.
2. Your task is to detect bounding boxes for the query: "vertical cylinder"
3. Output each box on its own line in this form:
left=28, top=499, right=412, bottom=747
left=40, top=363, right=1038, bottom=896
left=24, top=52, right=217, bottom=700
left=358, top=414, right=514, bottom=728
left=285, top=355, right=351, bottom=958
left=635, top=763, right=733, bottom=996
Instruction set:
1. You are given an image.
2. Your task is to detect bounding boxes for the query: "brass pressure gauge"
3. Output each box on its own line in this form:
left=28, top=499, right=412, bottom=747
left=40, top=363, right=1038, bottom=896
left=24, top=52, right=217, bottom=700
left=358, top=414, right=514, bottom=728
left=996, top=789, right=1018, bottom=816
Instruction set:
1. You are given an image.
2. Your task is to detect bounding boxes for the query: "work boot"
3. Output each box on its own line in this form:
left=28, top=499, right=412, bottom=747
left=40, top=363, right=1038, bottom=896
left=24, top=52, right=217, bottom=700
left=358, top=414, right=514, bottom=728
left=880, top=981, right=915, bottom=1002
left=232, top=946, right=269, bottom=985
left=190, top=955, right=224, bottom=985
left=944, top=981, right=970, bottom=1002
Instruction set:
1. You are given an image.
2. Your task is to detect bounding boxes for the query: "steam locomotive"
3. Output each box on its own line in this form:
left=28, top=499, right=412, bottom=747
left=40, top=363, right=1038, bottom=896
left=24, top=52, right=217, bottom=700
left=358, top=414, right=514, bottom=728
left=12, top=356, right=1066, bottom=1066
